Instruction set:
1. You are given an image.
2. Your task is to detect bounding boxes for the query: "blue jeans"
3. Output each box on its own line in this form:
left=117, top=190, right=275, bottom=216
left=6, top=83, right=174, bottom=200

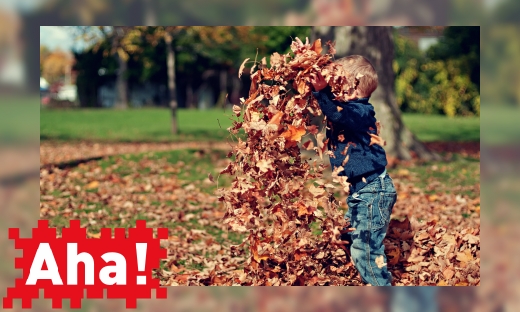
left=344, top=172, right=397, bottom=286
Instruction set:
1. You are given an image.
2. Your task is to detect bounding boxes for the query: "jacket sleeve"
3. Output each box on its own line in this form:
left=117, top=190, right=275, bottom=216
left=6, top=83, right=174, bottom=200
left=312, top=89, right=374, bottom=132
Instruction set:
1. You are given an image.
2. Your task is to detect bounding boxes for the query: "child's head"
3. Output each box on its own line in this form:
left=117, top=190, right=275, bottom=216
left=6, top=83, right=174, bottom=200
left=334, top=55, right=378, bottom=98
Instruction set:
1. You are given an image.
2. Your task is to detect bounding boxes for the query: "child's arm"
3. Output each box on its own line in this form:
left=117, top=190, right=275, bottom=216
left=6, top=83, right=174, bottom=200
left=312, top=89, right=374, bottom=132
left=309, top=72, right=373, bottom=132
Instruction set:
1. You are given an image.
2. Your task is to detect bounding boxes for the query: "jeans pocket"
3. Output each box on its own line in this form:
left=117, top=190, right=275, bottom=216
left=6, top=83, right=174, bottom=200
left=347, top=194, right=373, bottom=225
left=372, top=192, right=397, bottom=230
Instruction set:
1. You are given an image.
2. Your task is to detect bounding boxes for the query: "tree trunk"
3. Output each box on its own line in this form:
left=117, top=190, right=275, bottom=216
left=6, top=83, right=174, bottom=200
left=186, top=84, right=195, bottom=109
left=165, top=33, right=178, bottom=134
left=143, top=0, right=158, bottom=25
left=312, top=26, right=438, bottom=161
left=217, top=69, right=228, bottom=109
left=114, top=53, right=128, bottom=109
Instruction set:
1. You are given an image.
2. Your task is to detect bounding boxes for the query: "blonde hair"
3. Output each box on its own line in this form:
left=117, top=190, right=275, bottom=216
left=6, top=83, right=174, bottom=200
left=334, top=55, right=378, bottom=97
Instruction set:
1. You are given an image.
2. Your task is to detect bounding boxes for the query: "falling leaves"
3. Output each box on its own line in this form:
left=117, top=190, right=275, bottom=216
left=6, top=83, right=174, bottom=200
left=40, top=37, right=480, bottom=287
left=238, top=58, right=249, bottom=78
left=281, top=125, right=307, bottom=143
left=369, top=133, right=386, bottom=147
left=232, top=105, right=241, bottom=116
left=212, top=39, right=365, bottom=286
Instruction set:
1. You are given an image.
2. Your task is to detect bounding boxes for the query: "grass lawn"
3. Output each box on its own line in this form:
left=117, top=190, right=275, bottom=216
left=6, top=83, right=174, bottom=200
left=41, top=108, right=480, bottom=143
left=0, top=96, right=40, bottom=143
left=480, top=105, right=520, bottom=144
left=401, top=113, right=479, bottom=142
left=40, top=108, right=235, bottom=142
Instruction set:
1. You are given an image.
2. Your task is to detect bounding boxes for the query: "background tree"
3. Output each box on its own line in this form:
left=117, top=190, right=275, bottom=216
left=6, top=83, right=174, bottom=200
left=312, top=26, right=437, bottom=160
left=393, top=27, right=480, bottom=117
left=40, top=46, right=51, bottom=76
left=41, top=49, right=74, bottom=84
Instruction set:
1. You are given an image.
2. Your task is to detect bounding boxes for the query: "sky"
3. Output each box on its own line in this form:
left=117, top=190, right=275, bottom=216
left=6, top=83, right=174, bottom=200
left=0, top=0, right=47, bottom=13
left=40, top=26, right=92, bottom=52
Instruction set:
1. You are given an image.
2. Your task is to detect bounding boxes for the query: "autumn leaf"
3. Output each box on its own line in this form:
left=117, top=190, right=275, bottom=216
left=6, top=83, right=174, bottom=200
left=443, top=267, right=455, bottom=280
left=270, top=52, right=283, bottom=67
left=375, top=255, right=387, bottom=268
left=306, top=125, right=319, bottom=135
left=309, top=185, right=325, bottom=197
left=232, top=105, right=241, bottom=116
left=86, top=181, right=99, bottom=190
left=87, top=232, right=101, bottom=239
left=456, top=249, right=473, bottom=263
left=310, top=38, right=323, bottom=54
left=281, top=125, right=307, bottom=142
left=302, top=140, right=314, bottom=150
left=238, top=58, right=249, bottom=78
left=369, top=133, right=386, bottom=147
left=256, top=159, right=273, bottom=173
left=268, top=111, right=284, bottom=126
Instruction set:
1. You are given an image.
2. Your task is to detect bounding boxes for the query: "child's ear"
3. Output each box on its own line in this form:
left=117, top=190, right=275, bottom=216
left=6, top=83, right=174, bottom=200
left=346, top=89, right=359, bottom=101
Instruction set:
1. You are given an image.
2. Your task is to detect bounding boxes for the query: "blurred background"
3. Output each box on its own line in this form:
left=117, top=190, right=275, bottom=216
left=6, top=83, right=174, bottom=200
left=0, top=0, right=517, bottom=311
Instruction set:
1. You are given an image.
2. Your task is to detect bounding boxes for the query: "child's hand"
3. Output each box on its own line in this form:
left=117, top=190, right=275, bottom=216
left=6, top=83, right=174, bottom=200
left=310, top=72, right=328, bottom=92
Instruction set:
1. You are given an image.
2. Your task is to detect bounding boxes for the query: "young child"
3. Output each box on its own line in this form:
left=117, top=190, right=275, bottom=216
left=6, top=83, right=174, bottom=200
left=310, top=55, right=397, bottom=286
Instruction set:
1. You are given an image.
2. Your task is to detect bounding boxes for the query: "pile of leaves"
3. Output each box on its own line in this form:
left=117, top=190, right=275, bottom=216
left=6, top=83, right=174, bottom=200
left=207, top=39, right=371, bottom=286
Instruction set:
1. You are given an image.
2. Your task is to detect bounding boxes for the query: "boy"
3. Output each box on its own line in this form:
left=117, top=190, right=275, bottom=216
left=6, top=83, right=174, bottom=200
left=310, top=55, right=397, bottom=286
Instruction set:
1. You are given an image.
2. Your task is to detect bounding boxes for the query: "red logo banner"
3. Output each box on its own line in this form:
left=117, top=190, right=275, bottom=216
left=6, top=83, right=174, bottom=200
left=3, top=220, right=168, bottom=309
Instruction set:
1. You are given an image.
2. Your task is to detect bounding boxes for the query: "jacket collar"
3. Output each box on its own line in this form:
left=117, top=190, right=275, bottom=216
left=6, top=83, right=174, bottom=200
left=347, top=97, right=370, bottom=104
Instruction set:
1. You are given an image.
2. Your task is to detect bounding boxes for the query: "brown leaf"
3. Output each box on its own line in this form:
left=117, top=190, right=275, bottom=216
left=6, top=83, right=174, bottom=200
left=456, top=249, right=473, bottom=263
left=232, top=105, right=241, bottom=116
left=268, top=111, right=284, bottom=126
left=302, top=140, right=314, bottom=150
left=270, top=52, right=283, bottom=67
left=443, top=268, right=455, bottom=280
left=368, top=133, right=386, bottom=147
left=310, top=39, right=323, bottom=54
left=238, top=58, right=249, bottom=78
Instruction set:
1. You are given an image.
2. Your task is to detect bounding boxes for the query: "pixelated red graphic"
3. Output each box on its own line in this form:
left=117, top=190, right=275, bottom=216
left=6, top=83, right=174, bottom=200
left=3, top=220, right=168, bottom=309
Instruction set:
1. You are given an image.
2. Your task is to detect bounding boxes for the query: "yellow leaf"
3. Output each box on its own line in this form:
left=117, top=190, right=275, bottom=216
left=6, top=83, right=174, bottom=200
left=281, top=125, right=306, bottom=142
left=456, top=249, right=473, bottom=263
left=87, top=232, right=101, bottom=239
left=86, top=181, right=99, bottom=190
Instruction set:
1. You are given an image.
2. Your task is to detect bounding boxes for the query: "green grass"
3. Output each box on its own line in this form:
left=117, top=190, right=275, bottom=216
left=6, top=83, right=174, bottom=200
left=40, top=108, right=236, bottom=142
left=480, top=105, right=520, bottom=144
left=41, top=108, right=480, bottom=143
left=402, top=113, right=480, bottom=142
left=388, top=153, right=480, bottom=198
left=0, top=96, right=40, bottom=144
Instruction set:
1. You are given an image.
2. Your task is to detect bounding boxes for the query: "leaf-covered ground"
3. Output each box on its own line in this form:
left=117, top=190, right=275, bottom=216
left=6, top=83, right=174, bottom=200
left=40, top=143, right=479, bottom=286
